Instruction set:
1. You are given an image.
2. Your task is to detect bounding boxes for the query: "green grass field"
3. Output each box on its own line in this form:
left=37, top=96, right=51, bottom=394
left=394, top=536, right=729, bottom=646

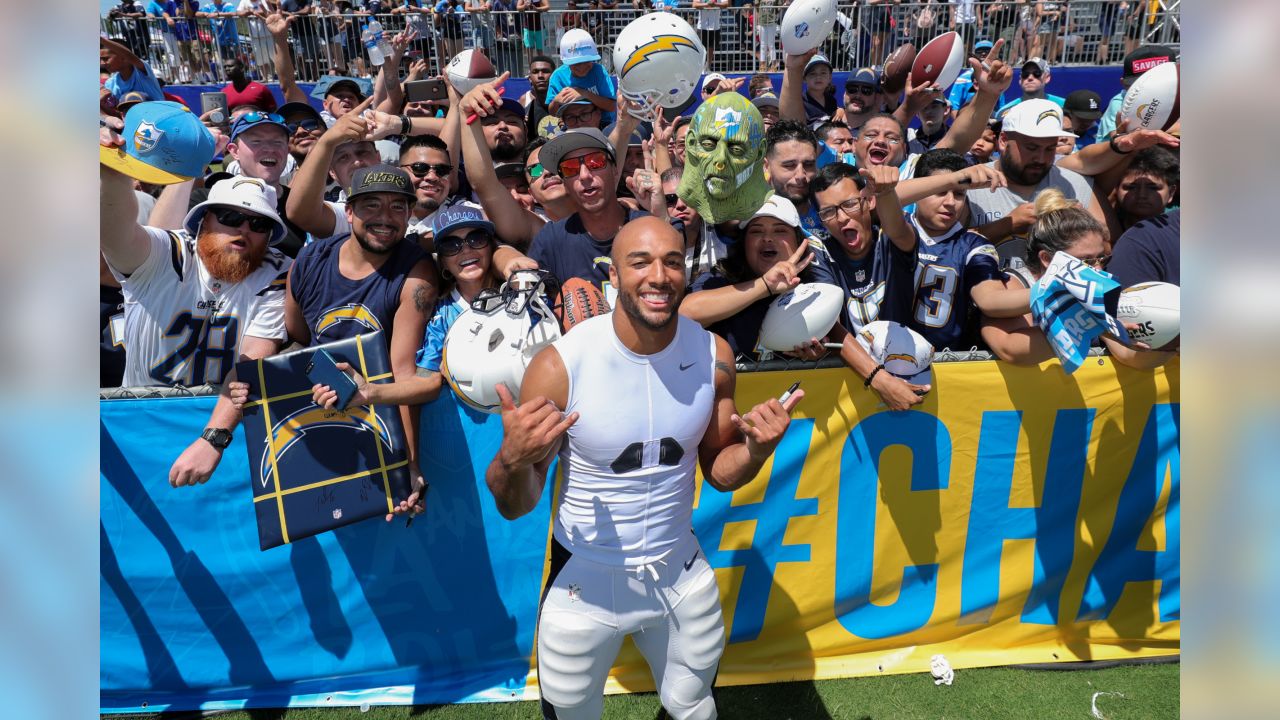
left=127, top=661, right=1178, bottom=719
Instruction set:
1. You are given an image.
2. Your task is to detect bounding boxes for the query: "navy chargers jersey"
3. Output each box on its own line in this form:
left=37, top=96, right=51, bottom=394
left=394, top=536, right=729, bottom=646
left=289, top=235, right=428, bottom=346
left=823, top=226, right=919, bottom=332
left=908, top=217, right=1003, bottom=350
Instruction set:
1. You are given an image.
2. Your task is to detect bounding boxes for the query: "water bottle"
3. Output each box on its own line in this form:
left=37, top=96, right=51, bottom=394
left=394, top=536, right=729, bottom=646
left=363, top=20, right=386, bottom=66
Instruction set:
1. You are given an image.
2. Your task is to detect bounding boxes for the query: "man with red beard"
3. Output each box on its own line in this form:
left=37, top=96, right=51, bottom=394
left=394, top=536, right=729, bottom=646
left=101, top=166, right=292, bottom=484
left=283, top=164, right=439, bottom=514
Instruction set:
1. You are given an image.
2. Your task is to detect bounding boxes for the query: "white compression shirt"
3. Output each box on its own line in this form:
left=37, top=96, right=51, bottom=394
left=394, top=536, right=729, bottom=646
left=551, top=313, right=718, bottom=567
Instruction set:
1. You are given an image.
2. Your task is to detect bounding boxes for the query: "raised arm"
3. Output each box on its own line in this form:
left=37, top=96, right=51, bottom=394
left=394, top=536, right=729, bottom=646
left=485, top=347, right=578, bottom=520
left=698, top=336, right=802, bottom=492
left=778, top=48, right=817, bottom=124
left=285, top=96, right=377, bottom=236
left=267, top=10, right=310, bottom=103
left=861, top=166, right=915, bottom=253
left=938, top=39, right=1014, bottom=152
left=374, top=26, right=419, bottom=114
left=100, top=162, right=153, bottom=276
left=457, top=74, right=546, bottom=246
left=147, top=179, right=196, bottom=230
left=896, top=162, right=1007, bottom=206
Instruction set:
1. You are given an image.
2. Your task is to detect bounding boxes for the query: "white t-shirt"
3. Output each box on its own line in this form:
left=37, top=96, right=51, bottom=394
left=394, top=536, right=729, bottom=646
left=109, top=226, right=291, bottom=387
left=951, top=0, right=978, bottom=24
left=966, top=162, right=1095, bottom=269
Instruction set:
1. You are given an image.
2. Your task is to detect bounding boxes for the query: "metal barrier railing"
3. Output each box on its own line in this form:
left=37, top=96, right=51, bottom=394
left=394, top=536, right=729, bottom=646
left=101, top=0, right=1178, bottom=86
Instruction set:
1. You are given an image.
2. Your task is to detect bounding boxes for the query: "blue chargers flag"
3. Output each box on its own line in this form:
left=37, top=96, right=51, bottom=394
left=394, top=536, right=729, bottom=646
left=1029, top=251, right=1130, bottom=374
left=234, top=331, right=413, bottom=550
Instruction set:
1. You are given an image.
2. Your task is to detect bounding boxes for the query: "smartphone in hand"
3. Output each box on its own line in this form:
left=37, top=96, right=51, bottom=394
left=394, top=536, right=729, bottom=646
left=200, top=91, right=229, bottom=126
left=305, top=349, right=359, bottom=410
left=405, top=79, right=449, bottom=103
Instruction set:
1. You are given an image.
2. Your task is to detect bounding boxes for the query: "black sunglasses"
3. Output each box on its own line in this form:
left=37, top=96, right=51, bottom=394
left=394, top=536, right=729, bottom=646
left=1023, top=68, right=1044, bottom=79
left=209, top=207, right=275, bottom=234
left=401, top=162, right=453, bottom=178
left=436, top=229, right=494, bottom=256
left=664, top=193, right=680, bottom=206
left=846, top=84, right=877, bottom=97
left=286, top=118, right=324, bottom=133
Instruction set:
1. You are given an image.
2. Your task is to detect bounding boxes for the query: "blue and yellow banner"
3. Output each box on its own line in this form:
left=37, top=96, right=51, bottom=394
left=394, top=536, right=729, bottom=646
left=101, top=358, right=1178, bottom=713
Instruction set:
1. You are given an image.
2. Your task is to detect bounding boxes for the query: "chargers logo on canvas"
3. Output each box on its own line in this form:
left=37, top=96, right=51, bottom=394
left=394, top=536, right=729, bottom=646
left=134, top=121, right=162, bottom=154
left=259, top=404, right=395, bottom=489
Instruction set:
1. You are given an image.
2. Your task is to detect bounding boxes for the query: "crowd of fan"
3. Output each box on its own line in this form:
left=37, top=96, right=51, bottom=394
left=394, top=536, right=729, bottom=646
left=103, top=0, right=1173, bottom=85
left=100, top=17, right=1179, bottom=486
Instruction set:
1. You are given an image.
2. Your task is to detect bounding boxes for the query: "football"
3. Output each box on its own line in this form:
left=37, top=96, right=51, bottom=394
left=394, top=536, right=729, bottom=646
left=910, top=32, right=966, bottom=91
left=759, top=283, right=843, bottom=352
left=780, top=0, right=837, bottom=55
left=1115, top=281, right=1179, bottom=350
left=445, top=49, right=496, bottom=95
left=1120, top=62, right=1179, bottom=131
left=881, top=42, right=917, bottom=94
left=556, top=277, right=611, bottom=332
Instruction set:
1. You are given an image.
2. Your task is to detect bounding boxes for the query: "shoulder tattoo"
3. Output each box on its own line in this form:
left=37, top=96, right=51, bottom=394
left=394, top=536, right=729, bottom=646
left=714, top=360, right=734, bottom=380
left=413, top=283, right=434, bottom=315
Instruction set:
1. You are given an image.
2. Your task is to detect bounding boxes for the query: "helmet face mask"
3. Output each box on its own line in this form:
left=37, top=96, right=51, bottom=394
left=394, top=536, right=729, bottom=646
left=613, top=13, right=706, bottom=122
left=442, top=270, right=562, bottom=413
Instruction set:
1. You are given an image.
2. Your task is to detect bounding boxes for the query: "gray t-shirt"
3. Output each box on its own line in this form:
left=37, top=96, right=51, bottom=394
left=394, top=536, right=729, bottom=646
left=966, top=161, right=1094, bottom=269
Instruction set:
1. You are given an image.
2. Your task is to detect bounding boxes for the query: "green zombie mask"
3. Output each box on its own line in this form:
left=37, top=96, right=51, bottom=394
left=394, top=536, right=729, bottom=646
left=677, top=93, right=771, bottom=224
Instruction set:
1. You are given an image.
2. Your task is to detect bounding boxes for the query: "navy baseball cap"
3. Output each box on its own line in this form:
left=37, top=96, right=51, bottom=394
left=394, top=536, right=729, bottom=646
left=100, top=100, right=216, bottom=185
left=432, top=201, right=495, bottom=238
left=846, top=67, right=881, bottom=89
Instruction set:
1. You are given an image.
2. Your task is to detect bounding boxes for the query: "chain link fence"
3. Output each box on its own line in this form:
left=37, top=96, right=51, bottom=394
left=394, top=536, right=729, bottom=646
left=101, top=0, right=1179, bottom=86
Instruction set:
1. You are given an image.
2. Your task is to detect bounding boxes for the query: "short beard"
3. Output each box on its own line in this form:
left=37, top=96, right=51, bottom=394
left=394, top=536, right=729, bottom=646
left=197, top=229, right=265, bottom=284
left=618, top=286, right=680, bottom=332
left=1000, top=153, right=1049, bottom=186
left=492, top=140, right=523, bottom=162
left=418, top=197, right=442, bottom=214
left=355, top=229, right=396, bottom=255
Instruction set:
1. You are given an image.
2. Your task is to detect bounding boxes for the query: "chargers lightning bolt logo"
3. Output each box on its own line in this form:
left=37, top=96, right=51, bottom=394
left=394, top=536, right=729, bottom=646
left=886, top=353, right=918, bottom=365
left=621, top=34, right=699, bottom=77
left=315, top=303, right=382, bottom=336
left=260, top=404, right=395, bottom=488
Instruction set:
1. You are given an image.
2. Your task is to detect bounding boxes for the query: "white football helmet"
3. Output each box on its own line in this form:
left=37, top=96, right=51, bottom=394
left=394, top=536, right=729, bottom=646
left=441, top=270, right=562, bottom=414
left=612, top=13, right=706, bottom=122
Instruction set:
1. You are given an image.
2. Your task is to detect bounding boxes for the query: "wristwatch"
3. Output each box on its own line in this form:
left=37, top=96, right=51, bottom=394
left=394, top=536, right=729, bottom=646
left=201, top=427, right=233, bottom=450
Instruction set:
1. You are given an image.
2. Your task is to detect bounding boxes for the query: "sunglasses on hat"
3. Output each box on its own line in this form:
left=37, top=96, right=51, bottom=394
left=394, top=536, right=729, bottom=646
left=436, top=229, right=494, bottom=256
left=209, top=207, right=275, bottom=233
left=401, top=162, right=453, bottom=178
left=234, top=111, right=285, bottom=128
left=557, top=150, right=609, bottom=177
